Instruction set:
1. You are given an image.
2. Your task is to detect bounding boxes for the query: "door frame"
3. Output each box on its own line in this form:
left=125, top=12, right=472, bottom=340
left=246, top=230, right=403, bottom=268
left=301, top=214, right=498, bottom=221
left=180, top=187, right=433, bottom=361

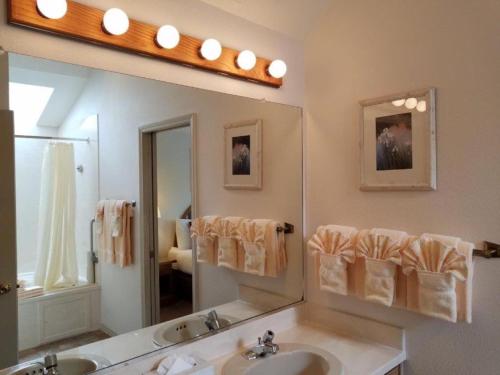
left=139, top=114, right=197, bottom=327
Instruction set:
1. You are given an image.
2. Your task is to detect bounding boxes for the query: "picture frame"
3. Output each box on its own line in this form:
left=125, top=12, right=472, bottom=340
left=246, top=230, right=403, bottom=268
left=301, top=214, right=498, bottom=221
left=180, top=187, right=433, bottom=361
left=224, top=119, right=262, bottom=190
left=359, top=88, right=436, bottom=191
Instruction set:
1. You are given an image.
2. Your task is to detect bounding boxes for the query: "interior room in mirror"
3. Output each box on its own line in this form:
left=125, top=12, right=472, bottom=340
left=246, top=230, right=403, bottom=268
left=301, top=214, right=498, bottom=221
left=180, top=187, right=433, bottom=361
left=7, top=52, right=303, bottom=370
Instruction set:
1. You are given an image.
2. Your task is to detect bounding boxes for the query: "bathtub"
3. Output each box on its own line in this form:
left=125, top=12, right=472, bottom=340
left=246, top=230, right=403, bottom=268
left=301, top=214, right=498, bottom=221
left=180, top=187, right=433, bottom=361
left=18, top=283, right=101, bottom=351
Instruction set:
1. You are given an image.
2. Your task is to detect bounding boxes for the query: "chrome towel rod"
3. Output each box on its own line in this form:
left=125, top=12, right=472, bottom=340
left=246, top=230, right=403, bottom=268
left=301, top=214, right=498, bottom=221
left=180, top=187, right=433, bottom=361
left=15, top=134, right=90, bottom=142
left=277, top=223, right=294, bottom=234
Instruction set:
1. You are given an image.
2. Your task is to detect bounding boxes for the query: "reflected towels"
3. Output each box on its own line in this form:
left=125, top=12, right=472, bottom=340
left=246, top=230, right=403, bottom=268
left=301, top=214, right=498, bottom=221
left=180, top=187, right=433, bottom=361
left=191, top=216, right=220, bottom=264
left=240, top=219, right=286, bottom=277
left=215, top=217, right=245, bottom=270
left=95, top=200, right=134, bottom=267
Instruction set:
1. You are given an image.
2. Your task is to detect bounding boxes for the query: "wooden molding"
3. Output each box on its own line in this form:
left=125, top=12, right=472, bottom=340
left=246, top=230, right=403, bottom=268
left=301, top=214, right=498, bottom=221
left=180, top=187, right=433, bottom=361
left=7, top=0, right=283, bottom=88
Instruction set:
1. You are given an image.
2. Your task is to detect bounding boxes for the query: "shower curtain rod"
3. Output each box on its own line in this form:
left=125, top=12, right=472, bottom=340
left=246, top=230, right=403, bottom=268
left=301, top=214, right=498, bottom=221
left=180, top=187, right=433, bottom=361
left=15, top=135, right=90, bottom=143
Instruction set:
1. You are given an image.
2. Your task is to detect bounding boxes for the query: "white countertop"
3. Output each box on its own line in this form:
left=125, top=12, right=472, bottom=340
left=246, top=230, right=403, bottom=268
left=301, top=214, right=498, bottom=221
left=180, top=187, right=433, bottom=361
left=95, top=303, right=405, bottom=375
left=212, top=323, right=404, bottom=375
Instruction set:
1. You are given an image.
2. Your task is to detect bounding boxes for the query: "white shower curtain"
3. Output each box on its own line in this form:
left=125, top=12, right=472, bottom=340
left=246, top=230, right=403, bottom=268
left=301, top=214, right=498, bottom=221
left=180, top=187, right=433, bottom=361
left=34, top=142, right=78, bottom=290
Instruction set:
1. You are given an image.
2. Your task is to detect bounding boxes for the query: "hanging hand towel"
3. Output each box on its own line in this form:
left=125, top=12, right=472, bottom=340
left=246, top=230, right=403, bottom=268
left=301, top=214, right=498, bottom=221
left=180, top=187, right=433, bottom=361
left=402, top=238, right=467, bottom=322
left=357, top=233, right=405, bottom=306
left=113, top=201, right=134, bottom=267
left=308, top=226, right=357, bottom=295
left=191, top=216, right=220, bottom=264
left=240, top=220, right=268, bottom=276
left=215, top=217, right=245, bottom=270
left=95, top=200, right=105, bottom=235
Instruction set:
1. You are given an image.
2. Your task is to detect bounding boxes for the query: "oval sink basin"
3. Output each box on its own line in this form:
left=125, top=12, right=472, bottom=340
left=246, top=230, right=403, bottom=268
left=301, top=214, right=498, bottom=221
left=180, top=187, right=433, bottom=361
left=153, top=315, right=234, bottom=346
left=5, top=355, right=110, bottom=375
left=222, top=343, right=343, bottom=375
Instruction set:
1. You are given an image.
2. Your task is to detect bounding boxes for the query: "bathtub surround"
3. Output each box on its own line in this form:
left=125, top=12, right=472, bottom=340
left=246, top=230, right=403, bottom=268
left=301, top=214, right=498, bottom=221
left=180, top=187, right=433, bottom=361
left=305, top=0, right=500, bottom=373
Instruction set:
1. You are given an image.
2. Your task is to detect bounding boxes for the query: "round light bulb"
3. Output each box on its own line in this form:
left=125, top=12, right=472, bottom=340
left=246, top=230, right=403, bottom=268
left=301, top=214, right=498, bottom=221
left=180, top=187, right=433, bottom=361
left=416, top=100, right=427, bottom=112
left=156, top=25, right=180, bottom=49
left=200, top=39, right=222, bottom=61
left=405, top=97, right=418, bottom=109
left=392, top=99, right=406, bottom=107
left=268, top=59, right=287, bottom=79
left=237, top=50, right=257, bottom=71
left=103, top=8, right=129, bottom=36
left=37, top=0, right=67, bottom=20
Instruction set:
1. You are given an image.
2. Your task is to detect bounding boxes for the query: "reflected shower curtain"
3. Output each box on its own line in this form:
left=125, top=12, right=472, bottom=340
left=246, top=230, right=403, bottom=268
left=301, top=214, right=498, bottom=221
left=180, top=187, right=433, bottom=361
left=34, top=142, right=78, bottom=290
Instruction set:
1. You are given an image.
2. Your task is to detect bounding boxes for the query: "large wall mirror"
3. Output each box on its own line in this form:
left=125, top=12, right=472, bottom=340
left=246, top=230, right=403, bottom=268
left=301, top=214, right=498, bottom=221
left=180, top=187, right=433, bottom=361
left=6, top=52, right=303, bottom=371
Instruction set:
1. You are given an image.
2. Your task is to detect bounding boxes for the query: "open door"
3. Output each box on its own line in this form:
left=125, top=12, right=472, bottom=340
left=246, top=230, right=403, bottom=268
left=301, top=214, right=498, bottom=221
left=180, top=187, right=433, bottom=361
left=0, top=49, right=18, bottom=368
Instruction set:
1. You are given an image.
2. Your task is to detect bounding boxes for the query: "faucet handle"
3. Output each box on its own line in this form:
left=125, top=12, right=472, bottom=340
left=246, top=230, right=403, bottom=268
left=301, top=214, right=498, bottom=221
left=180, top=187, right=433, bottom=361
left=44, top=353, right=58, bottom=368
left=262, top=330, right=275, bottom=344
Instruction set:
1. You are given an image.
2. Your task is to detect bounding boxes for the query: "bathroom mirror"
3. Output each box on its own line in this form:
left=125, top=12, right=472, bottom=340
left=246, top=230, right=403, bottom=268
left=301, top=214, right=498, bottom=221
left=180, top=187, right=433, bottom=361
left=5, top=52, right=303, bottom=371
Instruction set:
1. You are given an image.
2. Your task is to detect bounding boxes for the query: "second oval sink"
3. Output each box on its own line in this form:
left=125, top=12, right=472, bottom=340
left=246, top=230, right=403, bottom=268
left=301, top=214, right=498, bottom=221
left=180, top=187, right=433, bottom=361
left=153, top=315, right=234, bottom=346
left=222, top=343, right=343, bottom=375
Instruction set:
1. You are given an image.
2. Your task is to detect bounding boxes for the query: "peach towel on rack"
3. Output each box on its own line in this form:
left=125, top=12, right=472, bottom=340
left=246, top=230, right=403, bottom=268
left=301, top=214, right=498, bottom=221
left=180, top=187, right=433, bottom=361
left=214, top=217, right=245, bottom=270
left=402, top=235, right=472, bottom=322
left=357, top=229, right=408, bottom=306
left=308, top=225, right=357, bottom=295
left=96, top=200, right=134, bottom=267
left=112, top=201, right=134, bottom=267
left=191, top=216, right=220, bottom=264
left=240, top=219, right=286, bottom=277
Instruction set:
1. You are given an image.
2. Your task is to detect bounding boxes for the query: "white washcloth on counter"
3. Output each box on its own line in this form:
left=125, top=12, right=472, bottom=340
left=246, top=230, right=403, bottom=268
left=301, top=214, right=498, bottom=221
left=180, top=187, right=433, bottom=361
left=157, top=355, right=197, bottom=375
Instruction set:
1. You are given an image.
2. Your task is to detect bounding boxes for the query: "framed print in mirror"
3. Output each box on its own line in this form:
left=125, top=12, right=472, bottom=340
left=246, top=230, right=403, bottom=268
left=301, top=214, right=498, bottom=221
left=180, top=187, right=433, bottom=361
left=360, top=88, right=436, bottom=191
left=224, top=119, right=262, bottom=189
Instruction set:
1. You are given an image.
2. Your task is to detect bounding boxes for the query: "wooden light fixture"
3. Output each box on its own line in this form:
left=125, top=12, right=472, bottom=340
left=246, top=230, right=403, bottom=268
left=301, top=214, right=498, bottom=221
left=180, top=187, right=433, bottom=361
left=7, top=0, right=284, bottom=88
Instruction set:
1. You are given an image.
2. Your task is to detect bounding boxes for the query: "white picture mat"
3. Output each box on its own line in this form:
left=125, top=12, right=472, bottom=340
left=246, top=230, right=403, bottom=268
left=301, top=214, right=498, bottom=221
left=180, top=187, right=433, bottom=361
left=360, top=89, right=436, bottom=190
left=224, top=119, right=262, bottom=189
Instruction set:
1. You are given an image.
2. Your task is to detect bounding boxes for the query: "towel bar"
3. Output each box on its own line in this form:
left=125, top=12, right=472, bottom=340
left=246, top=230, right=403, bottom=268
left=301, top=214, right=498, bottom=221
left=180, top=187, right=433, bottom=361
left=277, top=223, right=294, bottom=234
left=473, top=241, right=500, bottom=258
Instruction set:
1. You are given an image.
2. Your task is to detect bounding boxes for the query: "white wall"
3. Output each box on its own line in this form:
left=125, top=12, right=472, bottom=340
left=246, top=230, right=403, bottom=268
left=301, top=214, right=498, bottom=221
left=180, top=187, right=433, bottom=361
left=14, top=138, right=46, bottom=274
left=304, top=1, right=500, bottom=374
left=0, top=0, right=304, bottom=107
left=59, top=115, right=99, bottom=282
left=156, top=127, right=192, bottom=257
left=61, top=69, right=302, bottom=335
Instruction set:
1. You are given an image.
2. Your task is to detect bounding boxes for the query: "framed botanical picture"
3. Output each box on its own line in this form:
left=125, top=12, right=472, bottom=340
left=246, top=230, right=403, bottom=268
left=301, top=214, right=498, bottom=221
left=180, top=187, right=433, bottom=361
left=360, top=88, right=436, bottom=191
left=224, top=119, right=262, bottom=189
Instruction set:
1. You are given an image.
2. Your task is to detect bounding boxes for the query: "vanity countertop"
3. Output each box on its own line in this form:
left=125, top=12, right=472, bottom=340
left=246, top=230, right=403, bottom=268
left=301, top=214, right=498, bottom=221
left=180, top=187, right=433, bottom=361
left=212, top=322, right=404, bottom=375
left=94, top=303, right=405, bottom=375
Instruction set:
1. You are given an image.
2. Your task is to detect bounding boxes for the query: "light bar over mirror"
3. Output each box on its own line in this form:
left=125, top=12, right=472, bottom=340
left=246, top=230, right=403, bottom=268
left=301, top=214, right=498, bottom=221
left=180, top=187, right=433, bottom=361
left=7, top=0, right=286, bottom=88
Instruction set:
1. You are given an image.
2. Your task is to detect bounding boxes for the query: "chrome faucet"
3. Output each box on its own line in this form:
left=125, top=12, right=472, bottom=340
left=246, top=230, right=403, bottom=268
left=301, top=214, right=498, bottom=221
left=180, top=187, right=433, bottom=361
left=204, top=310, right=221, bottom=331
left=41, top=354, right=60, bottom=375
left=244, top=330, right=280, bottom=360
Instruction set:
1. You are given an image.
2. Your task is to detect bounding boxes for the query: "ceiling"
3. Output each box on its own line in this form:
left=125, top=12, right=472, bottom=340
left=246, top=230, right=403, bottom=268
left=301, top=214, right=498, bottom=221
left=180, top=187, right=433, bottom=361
left=198, top=0, right=333, bottom=41
left=9, top=54, right=91, bottom=129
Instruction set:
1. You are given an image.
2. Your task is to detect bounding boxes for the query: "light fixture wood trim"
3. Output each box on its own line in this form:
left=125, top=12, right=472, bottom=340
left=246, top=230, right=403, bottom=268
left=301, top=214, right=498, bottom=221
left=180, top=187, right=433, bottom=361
left=7, top=0, right=283, bottom=88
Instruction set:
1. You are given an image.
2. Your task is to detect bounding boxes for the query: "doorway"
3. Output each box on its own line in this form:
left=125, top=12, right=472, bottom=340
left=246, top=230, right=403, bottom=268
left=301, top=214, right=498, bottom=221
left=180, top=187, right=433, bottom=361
left=140, top=114, right=197, bottom=326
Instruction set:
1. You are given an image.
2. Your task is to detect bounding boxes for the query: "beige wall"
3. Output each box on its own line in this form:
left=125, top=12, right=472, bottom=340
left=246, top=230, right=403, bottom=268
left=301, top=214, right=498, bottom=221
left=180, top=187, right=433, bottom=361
left=58, top=68, right=302, bottom=335
left=304, top=0, right=500, bottom=374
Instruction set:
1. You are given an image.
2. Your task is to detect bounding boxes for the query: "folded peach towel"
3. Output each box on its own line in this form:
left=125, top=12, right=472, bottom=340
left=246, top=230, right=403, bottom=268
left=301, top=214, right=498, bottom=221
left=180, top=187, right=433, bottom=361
left=191, top=216, right=220, bottom=264
left=239, top=219, right=286, bottom=277
left=96, top=200, right=134, bottom=267
left=214, top=217, right=245, bottom=270
left=402, top=237, right=468, bottom=322
left=357, top=229, right=408, bottom=306
left=113, top=201, right=134, bottom=267
left=308, top=225, right=357, bottom=295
